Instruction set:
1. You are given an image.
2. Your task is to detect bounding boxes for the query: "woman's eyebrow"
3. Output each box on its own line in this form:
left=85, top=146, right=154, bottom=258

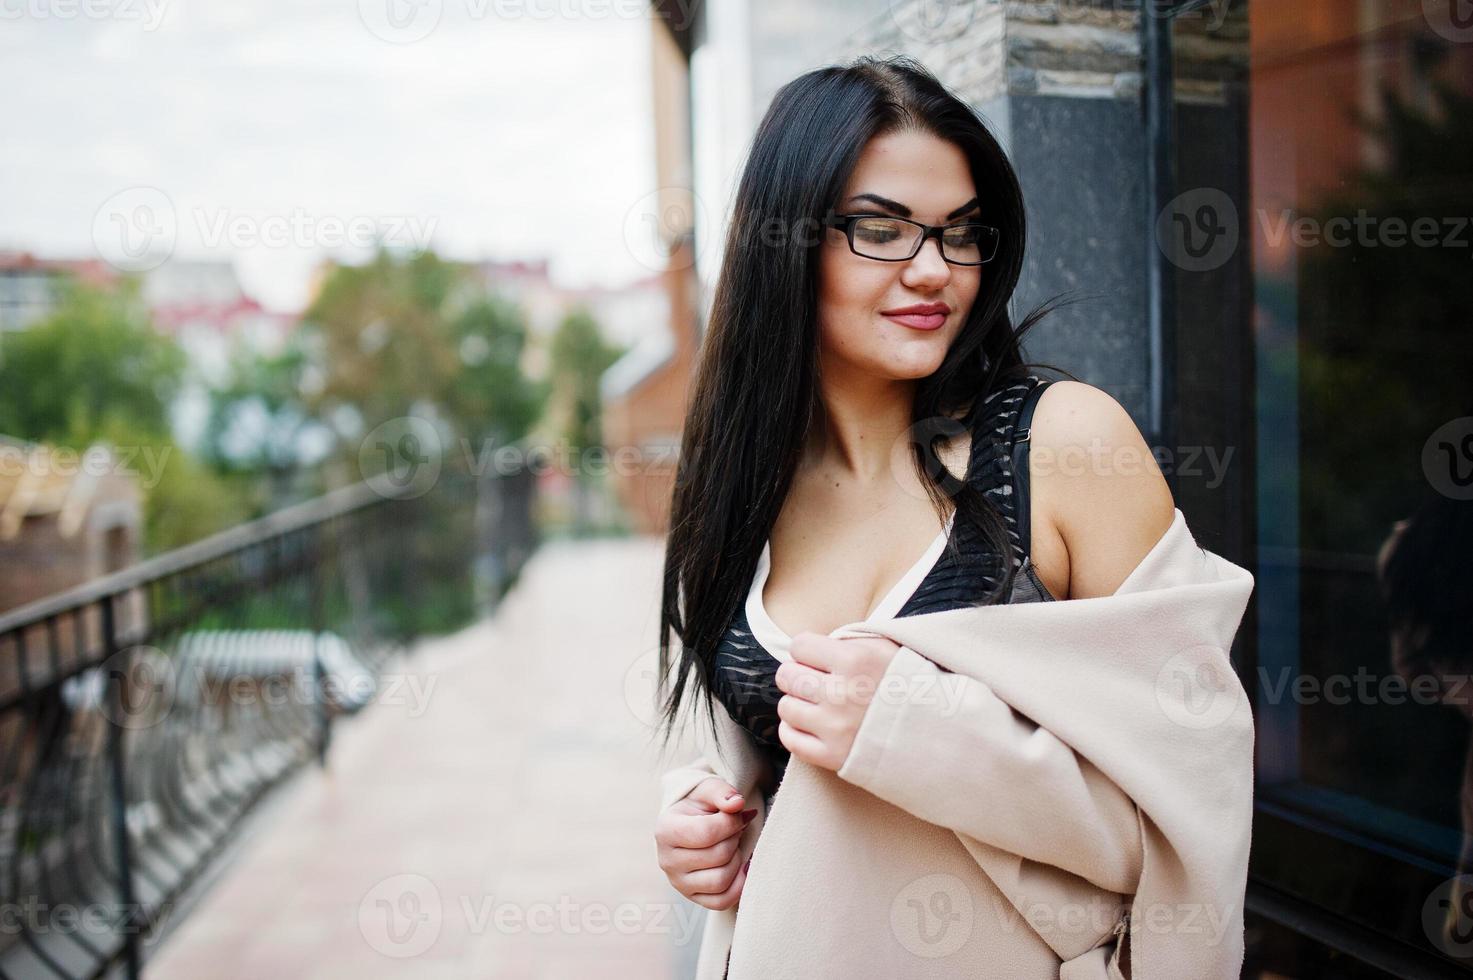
left=845, top=193, right=980, bottom=220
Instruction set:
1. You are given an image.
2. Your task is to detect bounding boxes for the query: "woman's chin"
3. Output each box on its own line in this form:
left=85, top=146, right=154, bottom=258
left=877, top=348, right=948, bottom=380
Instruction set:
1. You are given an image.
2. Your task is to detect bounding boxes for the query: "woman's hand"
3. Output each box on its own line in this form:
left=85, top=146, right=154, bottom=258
left=654, top=777, right=756, bottom=910
left=774, top=632, right=902, bottom=772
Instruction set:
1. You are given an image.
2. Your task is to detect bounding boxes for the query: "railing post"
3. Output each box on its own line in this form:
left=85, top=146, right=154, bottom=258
left=102, top=594, right=142, bottom=979
left=309, top=530, right=331, bottom=768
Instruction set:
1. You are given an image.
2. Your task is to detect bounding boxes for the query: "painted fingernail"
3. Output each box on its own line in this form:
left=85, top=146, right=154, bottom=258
left=743, top=858, right=752, bottom=874
left=741, top=808, right=757, bottom=822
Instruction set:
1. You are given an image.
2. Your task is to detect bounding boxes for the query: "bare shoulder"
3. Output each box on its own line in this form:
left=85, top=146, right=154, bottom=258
left=1027, top=380, right=1176, bottom=600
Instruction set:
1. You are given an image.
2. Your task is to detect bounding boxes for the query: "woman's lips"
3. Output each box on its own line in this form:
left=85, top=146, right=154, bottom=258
left=882, top=311, right=947, bottom=330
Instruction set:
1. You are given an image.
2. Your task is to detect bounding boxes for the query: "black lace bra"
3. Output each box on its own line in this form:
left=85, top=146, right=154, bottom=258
left=708, top=374, right=1059, bottom=798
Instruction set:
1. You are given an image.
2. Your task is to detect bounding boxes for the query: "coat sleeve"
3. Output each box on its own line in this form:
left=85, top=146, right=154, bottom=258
left=659, top=755, right=722, bottom=814
left=835, top=644, right=1144, bottom=896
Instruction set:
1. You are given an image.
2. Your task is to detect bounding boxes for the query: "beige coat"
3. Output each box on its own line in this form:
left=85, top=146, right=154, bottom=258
left=658, top=506, right=1256, bottom=979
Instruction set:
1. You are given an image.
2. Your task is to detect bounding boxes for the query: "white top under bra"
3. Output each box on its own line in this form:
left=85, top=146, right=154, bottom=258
left=743, top=508, right=958, bottom=662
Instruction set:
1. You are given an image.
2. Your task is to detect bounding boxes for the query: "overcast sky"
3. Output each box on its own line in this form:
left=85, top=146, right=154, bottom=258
left=0, top=0, right=658, bottom=311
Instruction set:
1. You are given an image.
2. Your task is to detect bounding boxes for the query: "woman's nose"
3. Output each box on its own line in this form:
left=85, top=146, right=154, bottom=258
left=903, top=236, right=952, bottom=285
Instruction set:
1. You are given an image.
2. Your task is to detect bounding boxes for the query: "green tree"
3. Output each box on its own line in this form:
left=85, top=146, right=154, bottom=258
left=549, top=305, right=623, bottom=452
left=548, top=305, right=624, bottom=530
left=137, top=438, right=253, bottom=552
left=0, top=277, right=251, bottom=553
left=200, top=330, right=327, bottom=509
left=446, top=294, right=548, bottom=449
left=299, top=248, right=546, bottom=476
left=0, top=277, right=184, bottom=445
left=289, top=248, right=550, bottom=635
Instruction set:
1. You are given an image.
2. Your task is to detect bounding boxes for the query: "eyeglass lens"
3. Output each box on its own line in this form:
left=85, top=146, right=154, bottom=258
left=849, top=216, right=997, bottom=264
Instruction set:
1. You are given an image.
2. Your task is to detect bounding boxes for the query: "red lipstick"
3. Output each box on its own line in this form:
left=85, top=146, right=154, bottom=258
left=880, top=301, right=951, bottom=331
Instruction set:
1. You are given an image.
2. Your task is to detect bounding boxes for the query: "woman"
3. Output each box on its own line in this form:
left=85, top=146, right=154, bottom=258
left=653, top=54, right=1173, bottom=974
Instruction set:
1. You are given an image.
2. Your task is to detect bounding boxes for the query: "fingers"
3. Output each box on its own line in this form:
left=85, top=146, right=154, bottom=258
left=775, top=691, right=827, bottom=734
left=777, top=718, right=829, bottom=764
left=686, top=777, right=746, bottom=814
left=656, top=777, right=759, bottom=909
left=787, top=631, right=841, bottom=672
left=774, top=660, right=827, bottom=702
left=660, top=828, right=742, bottom=875
left=671, top=801, right=754, bottom=848
left=683, top=844, right=751, bottom=911
left=663, top=804, right=756, bottom=850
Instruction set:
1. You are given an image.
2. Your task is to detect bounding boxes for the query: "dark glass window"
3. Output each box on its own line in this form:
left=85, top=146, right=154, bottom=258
left=1170, top=0, right=1473, bottom=970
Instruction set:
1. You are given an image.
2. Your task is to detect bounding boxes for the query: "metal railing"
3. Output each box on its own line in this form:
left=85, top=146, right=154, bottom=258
left=0, top=463, right=535, bottom=979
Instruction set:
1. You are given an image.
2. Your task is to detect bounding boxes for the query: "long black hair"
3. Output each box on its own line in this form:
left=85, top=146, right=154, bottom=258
left=653, top=53, right=1080, bottom=762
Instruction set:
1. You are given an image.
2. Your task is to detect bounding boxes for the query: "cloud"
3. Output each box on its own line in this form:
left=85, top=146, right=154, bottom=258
left=0, top=0, right=656, bottom=310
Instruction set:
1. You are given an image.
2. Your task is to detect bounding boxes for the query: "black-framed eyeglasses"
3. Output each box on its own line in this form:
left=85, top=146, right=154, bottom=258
left=823, top=212, right=1001, bottom=266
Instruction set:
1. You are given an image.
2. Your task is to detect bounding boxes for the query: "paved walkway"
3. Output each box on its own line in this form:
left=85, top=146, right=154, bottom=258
left=143, top=535, right=704, bottom=979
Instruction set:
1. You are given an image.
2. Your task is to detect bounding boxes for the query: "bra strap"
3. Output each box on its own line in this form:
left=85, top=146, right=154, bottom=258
left=1009, top=378, right=1053, bottom=566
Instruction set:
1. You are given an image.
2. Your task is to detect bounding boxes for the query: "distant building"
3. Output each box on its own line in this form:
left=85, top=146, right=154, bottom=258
left=595, top=18, right=703, bottom=536
left=600, top=238, right=697, bottom=536
left=469, top=258, right=667, bottom=382
left=0, top=436, right=144, bottom=618
left=138, top=260, right=296, bottom=453
left=561, top=275, right=669, bottom=353
left=0, top=251, right=119, bottom=333
left=471, top=258, right=564, bottom=334
left=144, top=259, right=295, bottom=384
